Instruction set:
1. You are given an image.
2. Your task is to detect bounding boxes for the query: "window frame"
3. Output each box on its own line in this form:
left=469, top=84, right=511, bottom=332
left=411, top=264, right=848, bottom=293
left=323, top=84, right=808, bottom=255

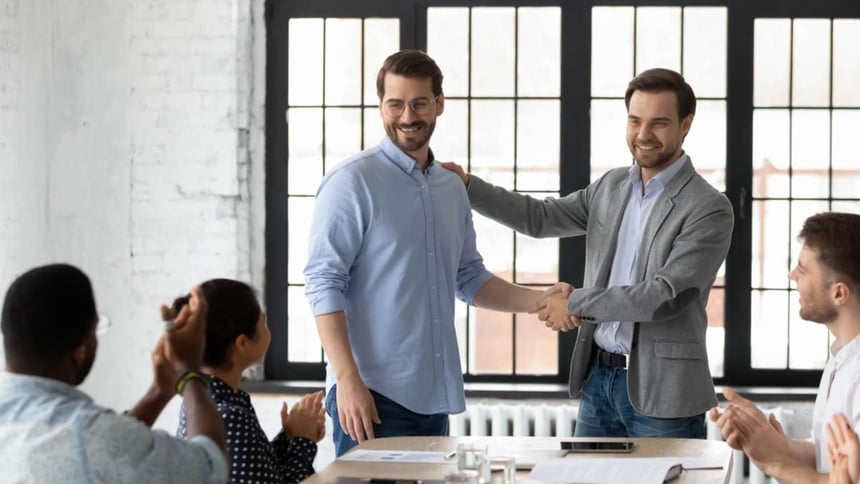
left=264, top=0, right=860, bottom=387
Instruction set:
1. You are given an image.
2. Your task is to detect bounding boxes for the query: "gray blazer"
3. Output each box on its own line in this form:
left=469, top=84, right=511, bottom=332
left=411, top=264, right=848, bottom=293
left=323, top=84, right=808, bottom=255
left=467, top=157, right=734, bottom=418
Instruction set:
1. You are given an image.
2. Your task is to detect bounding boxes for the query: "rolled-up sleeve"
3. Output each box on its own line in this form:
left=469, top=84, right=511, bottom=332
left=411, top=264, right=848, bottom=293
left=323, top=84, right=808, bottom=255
left=454, top=200, right=494, bottom=304
left=303, top=170, right=367, bottom=316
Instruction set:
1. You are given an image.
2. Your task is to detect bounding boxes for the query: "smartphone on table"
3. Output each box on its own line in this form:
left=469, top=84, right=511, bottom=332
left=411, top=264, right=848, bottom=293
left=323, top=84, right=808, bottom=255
left=560, top=441, right=635, bottom=453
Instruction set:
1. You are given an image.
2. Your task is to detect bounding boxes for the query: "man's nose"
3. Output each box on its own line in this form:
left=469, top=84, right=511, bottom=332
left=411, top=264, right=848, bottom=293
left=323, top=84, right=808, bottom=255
left=401, top=105, right=418, bottom=123
left=637, top=125, right=653, bottom=140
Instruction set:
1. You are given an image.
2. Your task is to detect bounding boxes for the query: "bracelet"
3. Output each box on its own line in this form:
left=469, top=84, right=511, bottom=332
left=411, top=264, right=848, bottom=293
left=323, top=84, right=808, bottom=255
left=175, top=370, right=209, bottom=395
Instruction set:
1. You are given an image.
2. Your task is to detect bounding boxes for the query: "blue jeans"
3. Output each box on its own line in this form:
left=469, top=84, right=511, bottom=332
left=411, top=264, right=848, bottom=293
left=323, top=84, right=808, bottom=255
left=573, top=357, right=705, bottom=439
left=325, top=385, right=449, bottom=457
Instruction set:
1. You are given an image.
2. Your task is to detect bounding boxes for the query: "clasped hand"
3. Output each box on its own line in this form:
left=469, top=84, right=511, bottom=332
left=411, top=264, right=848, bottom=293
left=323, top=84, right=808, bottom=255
left=529, top=282, right=582, bottom=332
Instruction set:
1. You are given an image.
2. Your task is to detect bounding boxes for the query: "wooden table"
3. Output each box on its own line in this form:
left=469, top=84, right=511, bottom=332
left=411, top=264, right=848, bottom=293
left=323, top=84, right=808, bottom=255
left=305, top=436, right=733, bottom=483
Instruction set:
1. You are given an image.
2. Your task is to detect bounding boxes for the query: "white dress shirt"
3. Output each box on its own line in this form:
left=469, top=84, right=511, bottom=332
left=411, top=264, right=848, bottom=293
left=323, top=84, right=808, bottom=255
left=810, top=332, right=860, bottom=473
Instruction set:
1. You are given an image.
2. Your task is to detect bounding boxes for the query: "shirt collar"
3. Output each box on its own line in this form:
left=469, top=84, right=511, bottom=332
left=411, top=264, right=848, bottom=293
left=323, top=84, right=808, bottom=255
left=0, top=371, right=92, bottom=402
left=833, top=332, right=860, bottom=366
left=379, top=136, right=435, bottom=175
left=207, top=374, right=252, bottom=408
left=627, top=152, right=690, bottom=193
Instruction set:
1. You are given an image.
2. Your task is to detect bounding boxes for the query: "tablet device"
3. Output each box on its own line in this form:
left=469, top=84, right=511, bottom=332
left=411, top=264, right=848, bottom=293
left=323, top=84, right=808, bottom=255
left=560, top=441, right=635, bottom=453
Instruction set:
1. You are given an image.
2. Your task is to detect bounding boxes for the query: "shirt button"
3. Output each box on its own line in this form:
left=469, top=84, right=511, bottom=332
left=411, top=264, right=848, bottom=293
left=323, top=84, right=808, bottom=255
left=428, top=252, right=434, bottom=257
left=436, top=353, right=441, bottom=358
left=427, top=217, right=433, bottom=223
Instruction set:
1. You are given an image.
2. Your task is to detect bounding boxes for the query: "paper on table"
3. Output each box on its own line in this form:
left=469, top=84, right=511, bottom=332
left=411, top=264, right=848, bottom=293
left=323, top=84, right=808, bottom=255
left=528, top=457, right=691, bottom=484
left=339, top=450, right=453, bottom=464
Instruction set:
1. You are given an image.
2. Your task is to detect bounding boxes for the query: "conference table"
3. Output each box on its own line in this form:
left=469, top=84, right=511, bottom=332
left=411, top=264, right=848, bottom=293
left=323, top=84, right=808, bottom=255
left=304, top=436, right=733, bottom=483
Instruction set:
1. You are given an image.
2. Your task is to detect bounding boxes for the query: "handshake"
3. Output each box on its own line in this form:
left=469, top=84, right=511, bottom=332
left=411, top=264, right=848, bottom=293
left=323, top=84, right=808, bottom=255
left=529, top=282, right=582, bottom=332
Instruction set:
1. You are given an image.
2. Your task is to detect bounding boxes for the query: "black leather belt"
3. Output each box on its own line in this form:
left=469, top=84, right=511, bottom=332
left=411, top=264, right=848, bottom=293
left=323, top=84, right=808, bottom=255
left=595, top=348, right=627, bottom=369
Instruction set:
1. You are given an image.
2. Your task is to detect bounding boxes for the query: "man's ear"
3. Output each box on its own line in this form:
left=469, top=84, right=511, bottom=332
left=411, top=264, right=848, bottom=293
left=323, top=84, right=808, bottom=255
left=681, top=114, right=693, bottom=137
left=832, top=281, right=851, bottom=307
left=436, top=93, right=445, bottom=116
left=71, top=341, right=88, bottom=367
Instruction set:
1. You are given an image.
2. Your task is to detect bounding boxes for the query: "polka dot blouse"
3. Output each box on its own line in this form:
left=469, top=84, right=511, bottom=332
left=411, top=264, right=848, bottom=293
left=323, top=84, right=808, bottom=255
left=177, top=376, right=317, bottom=484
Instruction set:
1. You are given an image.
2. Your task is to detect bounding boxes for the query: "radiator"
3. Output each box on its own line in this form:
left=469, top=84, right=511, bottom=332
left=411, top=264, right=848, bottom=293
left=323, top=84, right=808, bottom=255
left=451, top=401, right=795, bottom=484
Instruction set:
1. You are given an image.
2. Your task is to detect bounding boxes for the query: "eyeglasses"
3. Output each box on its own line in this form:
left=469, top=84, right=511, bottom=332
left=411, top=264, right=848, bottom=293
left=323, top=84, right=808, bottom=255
left=382, top=96, right=438, bottom=117
left=96, top=314, right=112, bottom=336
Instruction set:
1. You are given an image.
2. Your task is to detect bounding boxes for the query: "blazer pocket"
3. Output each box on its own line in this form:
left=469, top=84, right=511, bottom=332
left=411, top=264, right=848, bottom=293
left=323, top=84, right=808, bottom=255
left=654, top=341, right=706, bottom=360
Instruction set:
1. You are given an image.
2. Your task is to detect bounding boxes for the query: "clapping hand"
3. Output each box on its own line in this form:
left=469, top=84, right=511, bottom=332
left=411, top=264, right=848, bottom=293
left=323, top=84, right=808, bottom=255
left=151, top=335, right=177, bottom=398
left=282, top=391, right=326, bottom=442
left=827, top=413, right=860, bottom=484
left=708, top=388, right=791, bottom=472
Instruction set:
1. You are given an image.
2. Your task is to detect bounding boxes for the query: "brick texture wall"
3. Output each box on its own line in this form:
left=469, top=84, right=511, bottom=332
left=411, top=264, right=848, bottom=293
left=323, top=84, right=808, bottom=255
left=0, top=0, right=262, bottom=410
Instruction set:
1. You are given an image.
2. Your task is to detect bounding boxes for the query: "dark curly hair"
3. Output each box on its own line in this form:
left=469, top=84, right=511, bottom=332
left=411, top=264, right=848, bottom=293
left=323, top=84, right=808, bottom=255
left=172, top=278, right=261, bottom=369
left=2, top=264, right=97, bottom=365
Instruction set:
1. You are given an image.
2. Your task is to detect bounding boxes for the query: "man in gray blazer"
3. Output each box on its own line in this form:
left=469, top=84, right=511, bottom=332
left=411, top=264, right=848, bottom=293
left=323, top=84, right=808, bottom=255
left=443, top=68, right=733, bottom=438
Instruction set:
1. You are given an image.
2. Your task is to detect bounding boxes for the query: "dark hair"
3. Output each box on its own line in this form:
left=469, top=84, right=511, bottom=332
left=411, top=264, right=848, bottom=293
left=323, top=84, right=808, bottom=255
left=2, top=264, right=97, bottom=363
left=172, top=278, right=261, bottom=369
left=376, top=49, right=443, bottom=100
left=799, top=212, right=860, bottom=291
left=624, top=68, right=696, bottom=120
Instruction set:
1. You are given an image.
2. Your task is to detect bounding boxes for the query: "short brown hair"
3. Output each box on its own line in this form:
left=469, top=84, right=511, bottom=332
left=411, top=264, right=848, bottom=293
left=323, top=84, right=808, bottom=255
left=624, top=68, right=696, bottom=120
left=376, top=49, right=443, bottom=100
left=799, top=212, right=860, bottom=291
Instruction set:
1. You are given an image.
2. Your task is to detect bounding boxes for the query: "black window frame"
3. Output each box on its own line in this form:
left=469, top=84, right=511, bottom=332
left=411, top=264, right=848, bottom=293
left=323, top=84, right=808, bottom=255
left=264, top=0, right=860, bottom=387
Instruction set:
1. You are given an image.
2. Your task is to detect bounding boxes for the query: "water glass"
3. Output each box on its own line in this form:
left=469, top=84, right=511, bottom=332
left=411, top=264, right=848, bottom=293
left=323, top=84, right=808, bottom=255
left=443, top=469, right=480, bottom=483
left=456, top=443, right=490, bottom=484
left=488, top=455, right=516, bottom=484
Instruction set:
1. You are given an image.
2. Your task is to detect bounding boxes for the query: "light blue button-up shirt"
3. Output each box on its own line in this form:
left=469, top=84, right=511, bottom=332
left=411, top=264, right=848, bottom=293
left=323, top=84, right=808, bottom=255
left=0, top=372, right=227, bottom=484
left=593, top=154, right=690, bottom=354
left=304, top=137, right=494, bottom=415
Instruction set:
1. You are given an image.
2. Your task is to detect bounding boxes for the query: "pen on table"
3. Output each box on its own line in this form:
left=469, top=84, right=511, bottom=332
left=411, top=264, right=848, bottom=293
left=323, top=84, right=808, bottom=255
left=443, top=451, right=456, bottom=460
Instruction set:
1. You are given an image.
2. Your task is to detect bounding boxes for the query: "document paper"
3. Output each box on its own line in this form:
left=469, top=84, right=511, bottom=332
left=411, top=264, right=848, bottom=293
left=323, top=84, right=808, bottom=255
left=528, top=457, right=687, bottom=484
left=339, top=450, right=452, bottom=464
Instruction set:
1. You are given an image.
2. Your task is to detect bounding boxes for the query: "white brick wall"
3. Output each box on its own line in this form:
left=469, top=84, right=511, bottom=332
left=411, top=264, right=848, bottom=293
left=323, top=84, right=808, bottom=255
left=0, top=2, right=19, bottom=339
left=0, top=0, right=51, bottom=366
left=0, top=0, right=264, bottom=411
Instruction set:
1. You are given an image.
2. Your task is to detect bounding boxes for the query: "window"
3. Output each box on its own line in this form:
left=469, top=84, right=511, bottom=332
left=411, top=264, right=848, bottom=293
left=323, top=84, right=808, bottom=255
left=729, top=6, right=860, bottom=386
left=283, top=17, right=400, bottom=369
left=265, top=0, right=860, bottom=387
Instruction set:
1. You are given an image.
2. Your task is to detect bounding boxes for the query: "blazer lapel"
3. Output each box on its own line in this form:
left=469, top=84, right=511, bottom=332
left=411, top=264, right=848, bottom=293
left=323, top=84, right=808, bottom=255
left=635, top=158, right=696, bottom=281
left=596, top=177, right=632, bottom=286
left=636, top=197, right=674, bottom=281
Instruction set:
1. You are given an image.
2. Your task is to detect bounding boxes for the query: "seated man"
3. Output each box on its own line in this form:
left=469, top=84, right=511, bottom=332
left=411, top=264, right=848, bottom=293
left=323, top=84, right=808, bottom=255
left=0, top=263, right=228, bottom=483
left=711, top=212, right=860, bottom=484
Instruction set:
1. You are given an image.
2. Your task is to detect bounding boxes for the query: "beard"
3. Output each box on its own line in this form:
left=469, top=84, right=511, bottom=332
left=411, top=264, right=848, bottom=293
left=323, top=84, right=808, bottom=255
left=630, top=142, right=680, bottom=170
left=799, top=297, right=838, bottom=324
left=385, top=119, right=436, bottom=155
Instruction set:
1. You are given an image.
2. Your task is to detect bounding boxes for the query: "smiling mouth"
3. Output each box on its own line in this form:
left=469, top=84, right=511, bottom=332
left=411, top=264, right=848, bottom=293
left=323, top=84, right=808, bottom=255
left=636, top=144, right=660, bottom=152
left=397, top=124, right=424, bottom=134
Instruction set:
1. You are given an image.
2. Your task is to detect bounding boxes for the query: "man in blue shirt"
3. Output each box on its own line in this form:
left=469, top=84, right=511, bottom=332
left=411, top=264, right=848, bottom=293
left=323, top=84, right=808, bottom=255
left=304, top=50, right=564, bottom=456
left=0, top=264, right=229, bottom=483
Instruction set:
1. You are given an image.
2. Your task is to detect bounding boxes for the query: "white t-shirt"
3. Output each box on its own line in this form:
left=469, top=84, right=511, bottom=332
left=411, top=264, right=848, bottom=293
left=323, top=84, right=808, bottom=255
left=811, top=332, right=860, bottom=473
